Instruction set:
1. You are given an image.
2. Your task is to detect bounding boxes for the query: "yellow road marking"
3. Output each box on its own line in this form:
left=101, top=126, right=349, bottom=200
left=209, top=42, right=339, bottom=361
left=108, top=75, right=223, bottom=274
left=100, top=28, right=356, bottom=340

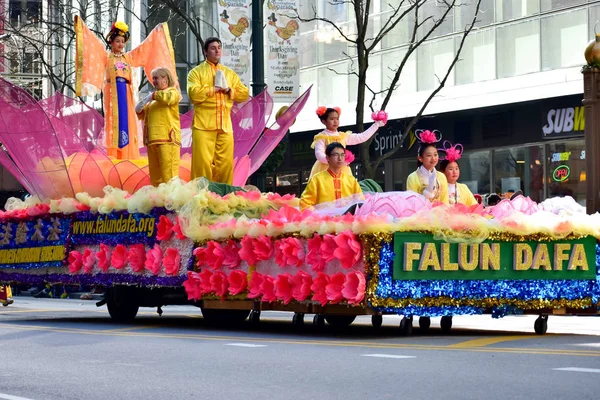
left=0, top=309, right=59, bottom=314
left=0, top=322, right=599, bottom=357
left=448, top=335, right=541, bottom=348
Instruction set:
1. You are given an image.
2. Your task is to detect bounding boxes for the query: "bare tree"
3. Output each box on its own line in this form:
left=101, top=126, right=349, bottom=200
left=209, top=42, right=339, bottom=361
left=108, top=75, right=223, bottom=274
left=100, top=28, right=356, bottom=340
left=298, top=0, right=482, bottom=179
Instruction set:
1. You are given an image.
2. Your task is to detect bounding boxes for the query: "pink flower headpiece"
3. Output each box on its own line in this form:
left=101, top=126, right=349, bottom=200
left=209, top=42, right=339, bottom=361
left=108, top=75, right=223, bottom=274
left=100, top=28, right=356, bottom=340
left=371, top=110, right=388, bottom=125
left=316, top=106, right=341, bottom=118
left=414, top=129, right=442, bottom=144
left=438, top=140, right=463, bottom=163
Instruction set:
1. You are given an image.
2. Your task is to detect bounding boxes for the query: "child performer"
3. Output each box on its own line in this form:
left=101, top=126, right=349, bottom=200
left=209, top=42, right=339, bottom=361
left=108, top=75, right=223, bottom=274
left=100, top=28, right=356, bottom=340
left=406, top=130, right=449, bottom=204
left=438, top=141, right=477, bottom=206
left=74, top=17, right=177, bottom=160
left=310, top=106, right=385, bottom=179
left=136, top=67, right=182, bottom=186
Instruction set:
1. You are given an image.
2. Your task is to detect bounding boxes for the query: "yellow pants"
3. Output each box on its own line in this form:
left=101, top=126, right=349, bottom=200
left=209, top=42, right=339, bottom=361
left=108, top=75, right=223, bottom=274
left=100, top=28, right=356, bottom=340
left=148, top=144, right=180, bottom=186
left=191, top=129, right=233, bottom=184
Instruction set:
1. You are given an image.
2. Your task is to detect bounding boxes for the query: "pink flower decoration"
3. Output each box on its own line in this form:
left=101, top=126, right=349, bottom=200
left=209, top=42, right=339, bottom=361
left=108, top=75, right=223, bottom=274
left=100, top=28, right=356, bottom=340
left=248, top=272, right=264, bottom=299
left=320, top=234, right=337, bottom=264
left=342, top=271, right=366, bottom=305
left=128, top=244, right=146, bottom=273
left=156, top=215, right=174, bottom=241
left=115, top=61, right=126, bottom=70
left=204, top=241, right=225, bottom=270
left=344, top=149, right=355, bottom=165
left=227, top=270, right=248, bottom=295
left=222, top=240, right=241, bottom=269
left=163, top=248, right=181, bottom=275
left=266, top=192, right=295, bottom=202
left=96, top=243, right=111, bottom=272
left=310, top=273, right=330, bottom=306
left=235, top=190, right=261, bottom=201
left=239, top=236, right=258, bottom=266
left=68, top=250, right=83, bottom=274
left=210, top=271, right=229, bottom=298
left=193, top=246, right=206, bottom=267
left=183, top=271, right=202, bottom=301
left=419, top=129, right=438, bottom=144
left=291, top=271, right=313, bottom=302
left=274, top=274, right=294, bottom=304
left=333, top=231, right=362, bottom=269
left=198, top=269, right=214, bottom=295
left=82, top=249, right=96, bottom=274
left=173, top=217, right=187, bottom=240
left=260, top=275, right=276, bottom=303
left=111, top=244, right=127, bottom=270
left=445, top=146, right=462, bottom=163
left=326, top=272, right=346, bottom=304
left=254, top=235, right=274, bottom=262
left=274, top=237, right=305, bottom=268
left=145, top=244, right=163, bottom=275
left=371, top=110, right=388, bottom=124
left=306, top=234, right=326, bottom=272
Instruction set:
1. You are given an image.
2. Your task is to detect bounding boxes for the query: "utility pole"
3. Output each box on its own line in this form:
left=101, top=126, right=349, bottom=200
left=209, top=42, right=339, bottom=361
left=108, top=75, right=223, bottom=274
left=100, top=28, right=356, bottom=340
left=251, top=0, right=265, bottom=97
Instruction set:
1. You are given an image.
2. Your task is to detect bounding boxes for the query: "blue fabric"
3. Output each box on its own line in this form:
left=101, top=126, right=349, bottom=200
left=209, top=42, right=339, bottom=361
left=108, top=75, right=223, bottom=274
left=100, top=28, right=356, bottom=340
left=116, top=77, right=129, bottom=148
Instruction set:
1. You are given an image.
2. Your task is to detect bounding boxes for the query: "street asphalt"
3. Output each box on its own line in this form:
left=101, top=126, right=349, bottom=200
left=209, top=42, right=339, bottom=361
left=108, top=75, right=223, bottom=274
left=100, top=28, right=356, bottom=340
left=0, top=298, right=599, bottom=400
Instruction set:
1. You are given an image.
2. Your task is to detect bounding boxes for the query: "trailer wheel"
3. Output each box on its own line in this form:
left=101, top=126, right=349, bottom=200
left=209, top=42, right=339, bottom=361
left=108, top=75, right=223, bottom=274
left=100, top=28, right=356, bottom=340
left=106, top=286, right=139, bottom=323
left=324, top=315, right=356, bottom=328
left=534, top=315, right=548, bottom=335
left=313, top=314, right=325, bottom=327
left=371, top=315, right=383, bottom=329
left=249, top=310, right=261, bottom=325
left=399, top=316, right=413, bottom=336
left=201, top=308, right=250, bottom=324
left=440, top=316, right=453, bottom=333
left=292, top=312, right=305, bottom=326
left=418, top=316, right=431, bottom=331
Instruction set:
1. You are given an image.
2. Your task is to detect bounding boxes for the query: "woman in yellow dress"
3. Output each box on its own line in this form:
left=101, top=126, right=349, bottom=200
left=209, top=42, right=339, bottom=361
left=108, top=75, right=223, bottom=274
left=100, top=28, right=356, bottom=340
left=310, top=106, right=384, bottom=179
left=136, top=67, right=182, bottom=186
left=438, top=141, right=477, bottom=206
left=406, top=130, right=449, bottom=204
left=74, top=17, right=177, bottom=160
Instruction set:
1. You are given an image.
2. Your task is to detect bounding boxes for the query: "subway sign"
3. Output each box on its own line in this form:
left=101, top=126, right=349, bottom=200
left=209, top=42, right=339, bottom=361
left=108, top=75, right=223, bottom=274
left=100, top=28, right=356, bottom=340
left=542, top=106, right=585, bottom=138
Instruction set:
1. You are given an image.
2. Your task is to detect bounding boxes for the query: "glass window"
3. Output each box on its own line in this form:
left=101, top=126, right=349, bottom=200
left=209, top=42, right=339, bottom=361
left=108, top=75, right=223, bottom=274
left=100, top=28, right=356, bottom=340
left=417, top=38, right=455, bottom=91
left=546, top=139, right=586, bottom=206
left=588, top=5, right=600, bottom=40
left=300, top=32, right=317, bottom=68
left=317, top=64, right=348, bottom=105
left=318, top=0, right=349, bottom=25
left=418, top=0, right=455, bottom=39
left=541, top=0, right=586, bottom=12
left=298, top=0, right=317, bottom=32
left=381, top=7, right=415, bottom=49
left=456, top=0, right=495, bottom=28
left=493, top=145, right=544, bottom=201
left=366, top=54, right=382, bottom=99
left=495, top=0, right=539, bottom=22
left=458, top=150, right=491, bottom=195
left=300, top=69, right=318, bottom=111
left=541, top=10, right=587, bottom=70
left=496, top=20, right=540, bottom=78
left=381, top=48, right=417, bottom=95
left=456, top=29, right=496, bottom=84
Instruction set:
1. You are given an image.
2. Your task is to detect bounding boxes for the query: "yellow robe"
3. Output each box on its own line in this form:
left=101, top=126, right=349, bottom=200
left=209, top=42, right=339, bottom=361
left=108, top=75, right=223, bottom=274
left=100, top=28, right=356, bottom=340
left=448, top=182, right=478, bottom=206
left=138, top=87, right=182, bottom=186
left=300, top=169, right=363, bottom=210
left=406, top=169, right=449, bottom=204
left=187, top=61, right=249, bottom=184
left=74, top=16, right=177, bottom=160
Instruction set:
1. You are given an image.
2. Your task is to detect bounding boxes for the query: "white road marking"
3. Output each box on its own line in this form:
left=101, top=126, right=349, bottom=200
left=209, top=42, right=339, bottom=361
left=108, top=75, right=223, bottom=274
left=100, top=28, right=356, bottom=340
left=362, top=354, right=416, bottom=359
left=225, top=343, right=267, bottom=348
left=0, top=393, right=37, bottom=400
left=572, top=343, right=600, bottom=348
left=553, top=367, right=600, bottom=374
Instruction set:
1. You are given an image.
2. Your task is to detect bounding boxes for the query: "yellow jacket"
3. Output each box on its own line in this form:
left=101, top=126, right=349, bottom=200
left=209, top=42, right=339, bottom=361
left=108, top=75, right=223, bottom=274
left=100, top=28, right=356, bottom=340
left=300, top=169, right=363, bottom=210
left=406, top=169, right=449, bottom=204
left=139, top=87, right=182, bottom=146
left=187, top=61, right=249, bottom=134
left=449, top=182, right=477, bottom=206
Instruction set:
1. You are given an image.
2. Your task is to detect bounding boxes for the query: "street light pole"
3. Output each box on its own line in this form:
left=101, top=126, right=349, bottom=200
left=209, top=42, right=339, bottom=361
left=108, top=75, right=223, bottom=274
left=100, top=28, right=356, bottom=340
left=251, top=0, right=265, bottom=97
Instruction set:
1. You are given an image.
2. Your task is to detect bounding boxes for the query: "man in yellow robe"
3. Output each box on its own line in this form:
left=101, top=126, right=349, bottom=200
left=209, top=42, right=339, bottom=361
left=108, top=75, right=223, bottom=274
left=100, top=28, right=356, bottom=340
left=187, top=37, right=249, bottom=184
left=300, top=142, right=363, bottom=210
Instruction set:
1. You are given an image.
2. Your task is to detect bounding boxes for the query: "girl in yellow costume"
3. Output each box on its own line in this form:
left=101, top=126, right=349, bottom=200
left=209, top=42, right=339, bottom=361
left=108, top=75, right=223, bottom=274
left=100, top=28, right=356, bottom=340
left=136, top=67, right=181, bottom=186
left=310, top=106, right=384, bottom=179
left=438, top=141, right=477, bottom=206
left=74, top=16, right=177, bottom=160
left=406, top=130, right=449, bottom=204
left=0, top=285, right=13, bottom=306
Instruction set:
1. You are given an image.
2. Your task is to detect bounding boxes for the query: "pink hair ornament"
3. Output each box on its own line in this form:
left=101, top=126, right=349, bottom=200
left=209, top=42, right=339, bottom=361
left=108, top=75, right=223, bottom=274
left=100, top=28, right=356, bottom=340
left=438, top=140, right=463, bottom=163
left=414, top=129, right=442, bottom=144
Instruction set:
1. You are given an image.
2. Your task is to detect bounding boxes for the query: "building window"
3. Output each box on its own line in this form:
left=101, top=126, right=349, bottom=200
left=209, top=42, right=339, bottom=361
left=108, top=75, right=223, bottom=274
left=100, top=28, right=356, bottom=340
left=492, top=145, right=544, bottom=201
left=381, top=7, right=415, bottom=49
left=417, top=0, right=455, bottom=39
left=540, top=0, right=586, bottom=13
left=459, top=150, right=491, bottom=195
left=456, top=28, right=496, bottom=85
left=495, top=0, right=539, bottom=22
left=546, top=139, right=585, bottom=206
left=541, top=10, right=587, bottom=70
left=417, top=37, right=455, bottom=91
left=456, top=0, right=495, bottom=28
left=317, top=64, right=348, bottom=106
left=8, top=0, right=41, bottom=25
left=381, top=48, right=417, bottom=95
left=496, top=19, right=540, bottom=78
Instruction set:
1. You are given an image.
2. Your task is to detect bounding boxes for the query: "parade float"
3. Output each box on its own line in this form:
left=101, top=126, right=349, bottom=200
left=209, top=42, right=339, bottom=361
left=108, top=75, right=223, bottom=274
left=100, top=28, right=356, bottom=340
left=1, top=75, right=599, bottom=335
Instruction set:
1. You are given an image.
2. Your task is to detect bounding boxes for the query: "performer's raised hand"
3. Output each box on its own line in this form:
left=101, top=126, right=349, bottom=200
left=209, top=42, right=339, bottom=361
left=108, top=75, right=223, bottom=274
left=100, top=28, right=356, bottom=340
left=135, top=92, right=154, bottom=114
